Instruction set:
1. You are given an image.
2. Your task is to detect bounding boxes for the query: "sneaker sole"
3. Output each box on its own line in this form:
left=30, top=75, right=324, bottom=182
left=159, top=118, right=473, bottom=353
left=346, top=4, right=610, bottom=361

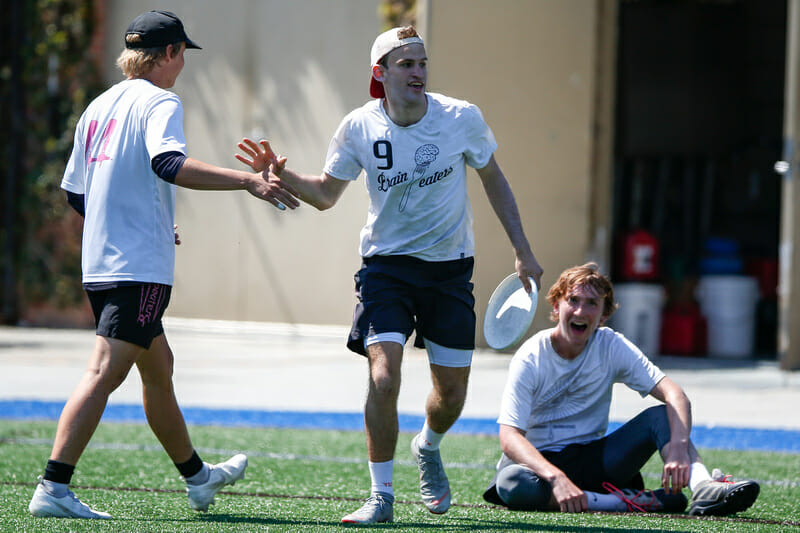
left=189, top=461, right=248, bottom=512
left=29, top=503, right=112, bottom=519
left=340, top=517, right=393, bottom=524
left=424, top=491, right=451, bottom=514
left=689, top=482, right=760, bottom=516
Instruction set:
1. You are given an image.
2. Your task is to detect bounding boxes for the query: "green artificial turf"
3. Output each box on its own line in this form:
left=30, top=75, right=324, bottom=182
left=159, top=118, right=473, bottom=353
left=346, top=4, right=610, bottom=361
left=1, top=419, right=798, bottom=532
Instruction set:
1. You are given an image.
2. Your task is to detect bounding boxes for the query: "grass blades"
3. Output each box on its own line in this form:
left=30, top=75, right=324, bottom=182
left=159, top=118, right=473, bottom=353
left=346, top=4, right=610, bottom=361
left=1, top=419, right=799, bottom=532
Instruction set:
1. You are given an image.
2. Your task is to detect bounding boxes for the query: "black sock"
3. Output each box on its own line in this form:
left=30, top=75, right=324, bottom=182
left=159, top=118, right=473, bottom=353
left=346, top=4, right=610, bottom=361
left=175, top=450, right=204, bottom=478
left=44, top=460, right=75, bottom=485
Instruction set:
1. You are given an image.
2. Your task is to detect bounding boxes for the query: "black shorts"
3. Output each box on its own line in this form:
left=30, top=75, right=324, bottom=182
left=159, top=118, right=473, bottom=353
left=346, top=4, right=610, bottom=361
left=86, top=283, right=171, bottom=349
left=346, top=255, right=475, bottom=356
left=540, top=440, right=643, bottom=493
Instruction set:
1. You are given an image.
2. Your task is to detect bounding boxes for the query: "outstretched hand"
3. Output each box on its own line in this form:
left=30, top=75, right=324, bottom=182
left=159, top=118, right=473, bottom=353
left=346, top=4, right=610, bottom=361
left=236, top=138, right=298, bottom=210
left=236, top=138, right=287, bottom=175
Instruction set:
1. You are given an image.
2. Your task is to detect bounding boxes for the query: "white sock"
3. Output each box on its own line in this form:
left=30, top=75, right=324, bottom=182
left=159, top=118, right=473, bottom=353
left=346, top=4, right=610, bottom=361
left=689, top=462, right=712, bottom=492
left=416, top=422, right=444, bottom=451
left=42, top=479, right=69, bottom=498
left=586, top=490, right=628, bottom=512
left=185, top=463, right=210, bottom=485
left=368, top=460, right=394, bottom=497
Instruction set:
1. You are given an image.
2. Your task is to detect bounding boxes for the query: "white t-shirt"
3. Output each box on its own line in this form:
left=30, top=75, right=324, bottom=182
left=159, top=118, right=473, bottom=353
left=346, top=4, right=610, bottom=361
left=61, top=79, right=187, bottom=285
left=497, top=327, right=665, bottom=452
left=323, top=93, right=497, bottom=262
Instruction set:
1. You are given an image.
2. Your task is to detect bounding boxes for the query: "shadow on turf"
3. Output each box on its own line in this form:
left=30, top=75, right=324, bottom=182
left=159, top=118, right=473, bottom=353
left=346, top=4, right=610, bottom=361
left=194, top=513, right=691, bottom=532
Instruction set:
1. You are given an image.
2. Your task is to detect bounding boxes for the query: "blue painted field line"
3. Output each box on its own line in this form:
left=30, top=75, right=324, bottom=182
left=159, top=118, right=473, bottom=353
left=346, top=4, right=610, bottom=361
left=1, top=400, right=798, bottom=454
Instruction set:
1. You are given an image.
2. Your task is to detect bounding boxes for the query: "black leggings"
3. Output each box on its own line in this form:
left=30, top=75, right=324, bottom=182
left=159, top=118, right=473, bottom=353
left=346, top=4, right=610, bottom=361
left=494, top=405, right=672, bottom=510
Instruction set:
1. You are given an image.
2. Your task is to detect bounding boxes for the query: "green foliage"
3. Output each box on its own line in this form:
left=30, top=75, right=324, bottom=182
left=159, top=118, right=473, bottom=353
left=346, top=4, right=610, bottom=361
left=379, top=0, right=416, bottom=30
left=0, top=0, right=104, bottom=321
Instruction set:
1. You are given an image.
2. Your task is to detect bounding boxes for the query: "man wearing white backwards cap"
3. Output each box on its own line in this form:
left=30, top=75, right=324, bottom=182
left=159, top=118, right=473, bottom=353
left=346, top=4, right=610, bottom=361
left=237, top=26, right=543, bottom=524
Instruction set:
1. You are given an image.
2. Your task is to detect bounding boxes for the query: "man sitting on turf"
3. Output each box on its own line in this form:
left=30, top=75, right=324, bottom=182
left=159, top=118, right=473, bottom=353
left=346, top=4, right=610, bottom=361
left=483, top=263, right=760, bottom=516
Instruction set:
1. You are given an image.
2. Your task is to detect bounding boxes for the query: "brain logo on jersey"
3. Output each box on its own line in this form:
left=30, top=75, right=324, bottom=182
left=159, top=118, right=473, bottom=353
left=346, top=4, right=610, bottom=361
left=399, top=144, right=440, bottom=212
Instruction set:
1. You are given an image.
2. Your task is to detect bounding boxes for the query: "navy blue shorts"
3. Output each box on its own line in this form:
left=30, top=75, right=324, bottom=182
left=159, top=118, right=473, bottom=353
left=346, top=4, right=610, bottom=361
left=346, top=255, right=475, bottom=356
left=86, top=283, right=171, bottom=349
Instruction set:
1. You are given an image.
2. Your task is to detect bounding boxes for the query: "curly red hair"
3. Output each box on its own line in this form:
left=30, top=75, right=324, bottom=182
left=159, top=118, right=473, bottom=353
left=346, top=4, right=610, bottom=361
left=546, top=263, right=618, bottom=322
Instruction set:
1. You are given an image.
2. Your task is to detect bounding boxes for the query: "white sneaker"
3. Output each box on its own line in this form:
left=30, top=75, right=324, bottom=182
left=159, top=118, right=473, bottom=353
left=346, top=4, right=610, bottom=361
left=186, top=454, right=248, bottom=512
left=341, top=492, right=394, bottom=523
left=28, top=478, right=112, bottom=519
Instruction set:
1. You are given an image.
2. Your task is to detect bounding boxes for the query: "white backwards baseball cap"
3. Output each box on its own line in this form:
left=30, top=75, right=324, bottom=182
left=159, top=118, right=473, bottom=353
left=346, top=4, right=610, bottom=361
left=369, top=26, right=425, bottom=98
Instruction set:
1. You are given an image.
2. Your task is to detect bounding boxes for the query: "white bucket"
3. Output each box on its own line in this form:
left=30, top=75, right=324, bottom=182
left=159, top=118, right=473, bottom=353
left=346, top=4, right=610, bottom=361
left=609, top=283, right=665, bottom=356
left=696, top=275, right=759, bottom=358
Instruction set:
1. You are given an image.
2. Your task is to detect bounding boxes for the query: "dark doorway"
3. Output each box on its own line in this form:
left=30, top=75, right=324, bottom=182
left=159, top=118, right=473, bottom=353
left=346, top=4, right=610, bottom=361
left=612, top=0, right=786, bottom=358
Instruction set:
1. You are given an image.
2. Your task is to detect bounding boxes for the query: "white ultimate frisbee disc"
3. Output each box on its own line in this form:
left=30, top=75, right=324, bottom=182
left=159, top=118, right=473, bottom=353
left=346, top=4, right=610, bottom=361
left=483, top=274, right=538, bottom=350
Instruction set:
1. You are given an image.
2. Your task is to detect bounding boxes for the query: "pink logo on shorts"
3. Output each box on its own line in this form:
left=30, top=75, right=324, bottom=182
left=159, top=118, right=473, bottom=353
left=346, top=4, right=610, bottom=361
left=138, top=285, right=164, bottom=326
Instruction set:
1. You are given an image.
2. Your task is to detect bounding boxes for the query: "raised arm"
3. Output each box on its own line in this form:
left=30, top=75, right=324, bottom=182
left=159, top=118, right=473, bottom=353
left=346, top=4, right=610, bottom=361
left=236, top=138, right=349, bottom=211
left=476, top=156, right=543, bottom=292
left=499, top=424, right=588, bottom=513
left=174, top=157, right=300, bottom=211
left=649, top=376, right=696, bottom=494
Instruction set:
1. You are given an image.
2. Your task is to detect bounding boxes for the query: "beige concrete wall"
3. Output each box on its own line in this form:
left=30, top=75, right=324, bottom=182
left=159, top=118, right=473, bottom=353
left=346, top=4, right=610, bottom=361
left=105, top=1, right=380, bottom=326
left=103, top=1, right=606, bottom=346
left=422, top=0, right=602, bottom=340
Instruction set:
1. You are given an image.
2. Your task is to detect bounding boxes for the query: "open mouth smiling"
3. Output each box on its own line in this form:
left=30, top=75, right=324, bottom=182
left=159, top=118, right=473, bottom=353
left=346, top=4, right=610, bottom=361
left=570, top=322, right=588, bottom=333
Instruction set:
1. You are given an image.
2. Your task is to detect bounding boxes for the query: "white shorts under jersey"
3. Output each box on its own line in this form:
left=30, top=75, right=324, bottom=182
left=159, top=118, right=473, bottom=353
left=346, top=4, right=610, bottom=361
left=323, top=92, right=497, bottom=261
left=61, top=79, right=187, bottom=285
left=497, top=327, right=665, bottom=453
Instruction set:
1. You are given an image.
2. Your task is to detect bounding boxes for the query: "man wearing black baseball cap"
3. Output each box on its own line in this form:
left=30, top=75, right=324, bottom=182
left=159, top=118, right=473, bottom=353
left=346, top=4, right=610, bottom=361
left=28, top=10, right=299, bottom=520
left=124, top=10, right=202, bottom=50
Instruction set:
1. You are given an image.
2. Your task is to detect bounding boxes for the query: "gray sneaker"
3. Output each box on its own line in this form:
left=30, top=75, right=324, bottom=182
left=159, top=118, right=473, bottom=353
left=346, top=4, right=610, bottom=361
left=688, top=468, right=760, bottom=516
left=28, top=478, right=112, bottom=519
left=341, top=492, right=394, bottom=523
left=186, top=454, right=248, bottom=512
left=410, top=435, right=451, bottom=514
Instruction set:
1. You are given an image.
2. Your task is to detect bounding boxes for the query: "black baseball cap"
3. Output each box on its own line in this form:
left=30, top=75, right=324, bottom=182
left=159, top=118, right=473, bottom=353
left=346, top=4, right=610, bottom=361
left=125, top=10, right=201, bottom=50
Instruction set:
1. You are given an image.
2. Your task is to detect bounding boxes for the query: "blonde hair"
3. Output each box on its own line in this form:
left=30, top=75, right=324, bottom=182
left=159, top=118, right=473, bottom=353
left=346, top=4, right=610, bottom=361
left=546, top=262, right=618, bottom=322
left=115, top=37, right=182, bottom=78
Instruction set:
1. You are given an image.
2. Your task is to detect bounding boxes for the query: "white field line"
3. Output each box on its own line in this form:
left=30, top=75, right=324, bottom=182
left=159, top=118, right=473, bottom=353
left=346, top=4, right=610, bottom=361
left=6, top=437, right=799, bottom=488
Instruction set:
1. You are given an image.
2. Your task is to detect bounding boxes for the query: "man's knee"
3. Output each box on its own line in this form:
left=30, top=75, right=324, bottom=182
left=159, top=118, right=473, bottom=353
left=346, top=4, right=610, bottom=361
left=642, top=405, right=671, bottom=439
left=496, top=464, right=552, bottom=511
left=368, top=359, right=402, bottom=400
left=370, top=371, right=401, bottom=400
left=644, top=404, right=668, bottom=421
left=88, top=337, right=140, bottom=392
left=646, top=404, right=676, bottom=453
